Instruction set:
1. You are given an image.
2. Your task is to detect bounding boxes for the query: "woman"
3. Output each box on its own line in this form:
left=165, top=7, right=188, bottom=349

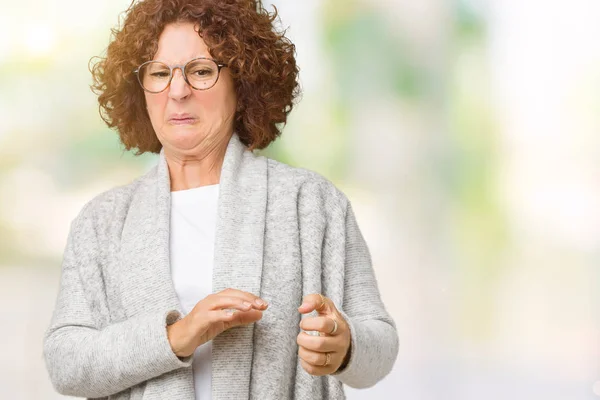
left=43, top=0, right=399, bottom=399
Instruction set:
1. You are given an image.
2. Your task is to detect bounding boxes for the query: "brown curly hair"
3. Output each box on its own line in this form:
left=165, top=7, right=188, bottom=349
left=90, top=0, right=300, bottom=153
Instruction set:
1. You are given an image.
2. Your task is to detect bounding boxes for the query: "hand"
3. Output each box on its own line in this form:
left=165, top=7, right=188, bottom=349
left=297, top=293, right=351, bottom=376
left=167, top=288, right=268, bottom=358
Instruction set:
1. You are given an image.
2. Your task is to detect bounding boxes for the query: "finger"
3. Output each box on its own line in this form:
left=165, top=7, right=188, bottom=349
left=206, top=295, right=258, bottom=312
left=298, top=345, right=329, bottom=367
left=298, top=293, right=332, bottom=315
left=296, top=331, right=340, bottom=353
left=299, top=316, right=338, bottom=336
left=217, top=289, right=269, bottom=309
left=234, top=309, right=263, bottom=325
left=211, top=309, right=263, bottom=326
left=299, top=358, right=330, bottom=377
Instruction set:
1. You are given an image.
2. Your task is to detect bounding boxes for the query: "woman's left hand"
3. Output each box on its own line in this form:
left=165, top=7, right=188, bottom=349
left=297, top=293, right=352, bottom=376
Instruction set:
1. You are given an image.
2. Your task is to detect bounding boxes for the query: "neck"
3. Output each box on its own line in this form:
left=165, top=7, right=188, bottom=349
left=164, top=134, right=230, bottom=191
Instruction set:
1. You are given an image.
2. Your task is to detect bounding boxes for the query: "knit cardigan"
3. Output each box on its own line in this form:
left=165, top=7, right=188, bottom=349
left=43, top=132, right=399, bottom=400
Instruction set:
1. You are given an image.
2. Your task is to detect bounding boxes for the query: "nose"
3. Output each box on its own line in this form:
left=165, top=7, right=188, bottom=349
left=168, top=67, right=192, bottom=101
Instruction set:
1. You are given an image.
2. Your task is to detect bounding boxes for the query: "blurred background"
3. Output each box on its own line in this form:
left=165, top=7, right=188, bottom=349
left=0, top=0, right=599, bottom=398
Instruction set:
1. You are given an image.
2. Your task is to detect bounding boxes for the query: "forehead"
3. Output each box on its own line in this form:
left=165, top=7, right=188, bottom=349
left=153, top=22, right=211, bottom=63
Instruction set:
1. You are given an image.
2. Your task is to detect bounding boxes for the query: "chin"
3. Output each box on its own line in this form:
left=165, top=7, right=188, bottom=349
left=163, top=128, right=208, bottom=150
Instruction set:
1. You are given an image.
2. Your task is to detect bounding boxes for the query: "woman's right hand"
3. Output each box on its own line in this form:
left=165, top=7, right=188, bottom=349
left=167, top=288, right=268, bottom=358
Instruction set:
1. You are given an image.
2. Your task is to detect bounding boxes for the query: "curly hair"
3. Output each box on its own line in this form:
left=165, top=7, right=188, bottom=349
left=90, top=0, right=301, bottom=154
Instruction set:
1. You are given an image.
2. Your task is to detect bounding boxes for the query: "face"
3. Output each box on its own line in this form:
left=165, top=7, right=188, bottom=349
left=144, top=22, right=237, bottom=158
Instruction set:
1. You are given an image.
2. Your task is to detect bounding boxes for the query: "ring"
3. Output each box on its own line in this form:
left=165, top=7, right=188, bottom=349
left=322, top=352, right=331, bottom=367
left=329, top=318, right=338, bottom=335
left=317, top=294, right=326, bottom=311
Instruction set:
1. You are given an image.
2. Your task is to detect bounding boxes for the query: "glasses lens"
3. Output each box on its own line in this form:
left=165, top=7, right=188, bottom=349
left=185, top=59, right=219, bottom=90
left=139, top=61, right=171, bottom=92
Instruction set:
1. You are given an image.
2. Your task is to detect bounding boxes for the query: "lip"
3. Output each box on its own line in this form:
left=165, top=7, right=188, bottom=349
left=168, top=113, right=198, bottom=125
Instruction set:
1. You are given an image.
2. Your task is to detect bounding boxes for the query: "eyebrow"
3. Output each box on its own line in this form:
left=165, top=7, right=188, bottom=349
left=152, top=56, right=211, bottom=64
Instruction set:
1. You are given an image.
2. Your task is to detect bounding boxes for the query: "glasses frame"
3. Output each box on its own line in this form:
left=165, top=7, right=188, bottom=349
left=133, top=57, right=228, bottom=94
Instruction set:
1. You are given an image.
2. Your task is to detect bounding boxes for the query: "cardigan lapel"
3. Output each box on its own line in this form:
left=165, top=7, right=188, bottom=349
left=206, top=133, right=268, bottom=400
left=151, top=132, right=268, bottom=399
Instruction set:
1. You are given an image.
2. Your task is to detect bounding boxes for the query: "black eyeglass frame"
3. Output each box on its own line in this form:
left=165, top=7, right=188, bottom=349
left=133, top=57, right=228, bottom=93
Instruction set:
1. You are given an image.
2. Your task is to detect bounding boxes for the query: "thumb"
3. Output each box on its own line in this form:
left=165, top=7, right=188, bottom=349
left=298, top=293, right=333, bottom=315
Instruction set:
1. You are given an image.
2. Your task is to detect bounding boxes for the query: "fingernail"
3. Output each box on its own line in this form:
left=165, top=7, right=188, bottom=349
left=255, top=298, right=265, bottom=306
left=243, top=301, right=252, bottom=308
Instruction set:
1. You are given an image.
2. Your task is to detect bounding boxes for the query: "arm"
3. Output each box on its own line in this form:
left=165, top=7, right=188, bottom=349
left=330, top=201, right=399, bottom=388
left=43, top=217, right=192, bottom=398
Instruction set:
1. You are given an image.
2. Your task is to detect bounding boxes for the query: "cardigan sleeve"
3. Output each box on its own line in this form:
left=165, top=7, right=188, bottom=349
left=43, top=215, right=193, bottom=398
left=330, top=200, right=399, bottom=388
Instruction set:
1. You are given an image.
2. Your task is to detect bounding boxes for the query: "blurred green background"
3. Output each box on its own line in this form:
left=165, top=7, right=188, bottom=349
left=0, top=0, right=599, bottom=399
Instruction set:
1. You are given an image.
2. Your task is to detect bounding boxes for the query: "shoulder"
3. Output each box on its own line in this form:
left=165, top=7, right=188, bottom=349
left=266, top=157, right=350, bottom=217
left=69, top=170, right=149, bottom=239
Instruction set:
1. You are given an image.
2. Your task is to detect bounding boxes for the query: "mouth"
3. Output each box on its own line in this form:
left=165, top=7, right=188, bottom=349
left=169, top=117, right=197, bottom=125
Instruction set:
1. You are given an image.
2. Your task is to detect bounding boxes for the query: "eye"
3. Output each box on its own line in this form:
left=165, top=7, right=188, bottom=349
left=192, top=69, right=212, bottom=76
left=150, top=71, right=170, bottom=78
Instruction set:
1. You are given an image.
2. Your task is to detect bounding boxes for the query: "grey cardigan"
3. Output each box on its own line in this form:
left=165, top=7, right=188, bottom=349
left=43, top=133, right=399, bottom=400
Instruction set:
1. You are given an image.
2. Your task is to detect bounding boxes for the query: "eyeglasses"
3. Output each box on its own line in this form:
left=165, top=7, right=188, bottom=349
left=133, top=57, right=228, bottom=93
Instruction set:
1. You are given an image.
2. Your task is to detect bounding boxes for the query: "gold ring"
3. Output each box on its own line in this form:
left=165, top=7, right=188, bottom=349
left=329, top=318, right=338, bottom=335
left=317, top=294, right=326, bottom=311
left=322, top=352, right=331, bottom=367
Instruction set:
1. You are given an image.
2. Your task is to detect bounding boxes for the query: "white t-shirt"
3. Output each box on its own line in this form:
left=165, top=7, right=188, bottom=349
left=170, top=184, right=220, bottom=400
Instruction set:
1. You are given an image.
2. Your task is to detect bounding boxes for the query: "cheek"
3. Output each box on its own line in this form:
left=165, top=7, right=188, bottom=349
left=193, top=89, right=235, bottom=115
left=193, top=74, right=237, bottom=116
left=145, top=94, right=167, bottom=122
